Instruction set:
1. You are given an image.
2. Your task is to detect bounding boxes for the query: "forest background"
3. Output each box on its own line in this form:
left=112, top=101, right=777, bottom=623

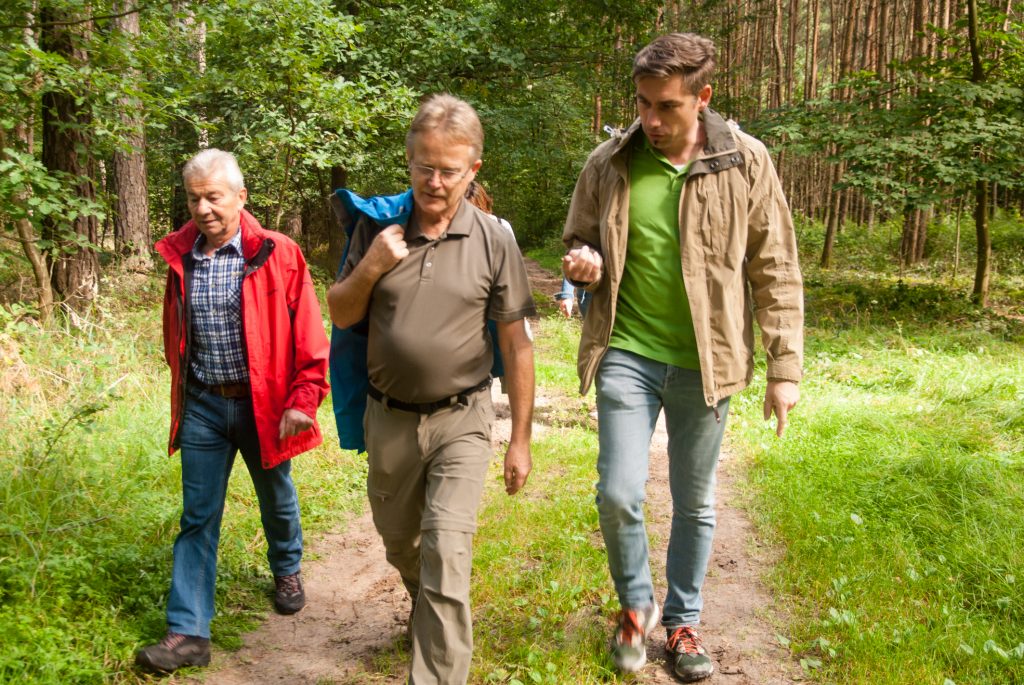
left=1, top=0, right=1022, bottom=314
left=1, top=0, right=1023, bottom=684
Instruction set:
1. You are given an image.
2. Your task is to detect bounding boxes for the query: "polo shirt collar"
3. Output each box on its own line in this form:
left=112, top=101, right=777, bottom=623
left=406, top=199, right=473, bottom=242
left=639, top=136, right=691, bottom=175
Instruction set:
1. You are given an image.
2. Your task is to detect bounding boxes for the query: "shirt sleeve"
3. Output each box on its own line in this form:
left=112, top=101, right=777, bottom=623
left=337, top=215, right=374, bottom=282
left=486, top=227, right=537, bottom=322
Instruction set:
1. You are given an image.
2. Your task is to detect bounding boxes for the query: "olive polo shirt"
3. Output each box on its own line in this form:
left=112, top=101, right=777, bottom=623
left=609, top=136, right=700, bottom=370
left=340, top=200, right=536, bottom=403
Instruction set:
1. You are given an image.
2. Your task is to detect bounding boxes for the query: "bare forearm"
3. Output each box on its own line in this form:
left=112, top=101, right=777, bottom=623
left=326, top=264, right=379, bottom=329
left=502, top=336, right=534, bottom=446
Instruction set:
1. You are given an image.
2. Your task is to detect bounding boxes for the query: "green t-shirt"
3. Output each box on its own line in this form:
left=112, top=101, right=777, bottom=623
left=609, top=137, right=700, bottom=370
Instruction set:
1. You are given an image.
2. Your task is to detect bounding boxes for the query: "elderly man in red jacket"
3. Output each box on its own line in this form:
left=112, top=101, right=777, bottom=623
left=136, top=149, right=330, bottom=674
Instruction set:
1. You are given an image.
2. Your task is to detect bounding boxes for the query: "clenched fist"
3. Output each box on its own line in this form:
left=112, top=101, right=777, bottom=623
left=562, top=244, right=603, bottom=284
left=364, top=225, right=409, bottom=276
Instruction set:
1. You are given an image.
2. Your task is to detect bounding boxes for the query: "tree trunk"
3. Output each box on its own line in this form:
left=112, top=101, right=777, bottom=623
left=111, top=0, right=153, bottom=271
left=327, top=165, right=348, bottom=270
left=6, top=6, right=54, bottom=322
left=967, top=0, right=989, bottom=305
left=771, top=0, right=784, bottom=109
left=40, top=7, right=100, bottom=311
left=807, top=0, right=820, bottom=99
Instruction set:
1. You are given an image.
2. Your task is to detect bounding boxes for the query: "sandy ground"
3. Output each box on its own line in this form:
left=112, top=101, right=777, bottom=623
left=176, top=260, right=801, bottom=685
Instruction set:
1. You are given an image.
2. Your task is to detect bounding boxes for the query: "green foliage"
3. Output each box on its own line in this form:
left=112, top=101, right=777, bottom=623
left=752, top=13, right=1024, bottom=215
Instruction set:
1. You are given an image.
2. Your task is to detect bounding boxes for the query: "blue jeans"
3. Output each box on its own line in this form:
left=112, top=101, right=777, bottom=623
left=166, top=386, right=303, bottom=638
left=595, top=348, right=729, bottom=629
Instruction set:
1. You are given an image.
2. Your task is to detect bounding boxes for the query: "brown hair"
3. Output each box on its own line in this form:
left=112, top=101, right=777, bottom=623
left=632, top=33, right=716, bottom=95
left=464, top=181, right=493, bottom=213
left=405, top=93, right=484, bottom=161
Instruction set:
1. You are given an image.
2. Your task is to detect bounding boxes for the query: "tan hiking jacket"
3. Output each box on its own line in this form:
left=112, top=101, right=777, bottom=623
left=562, top=109, right=804, bottom=405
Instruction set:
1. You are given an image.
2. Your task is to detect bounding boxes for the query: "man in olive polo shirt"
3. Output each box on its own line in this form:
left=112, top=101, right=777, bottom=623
left=326, top=94, right=536, bottom=685
left=563, top=33, right=803, bottom=682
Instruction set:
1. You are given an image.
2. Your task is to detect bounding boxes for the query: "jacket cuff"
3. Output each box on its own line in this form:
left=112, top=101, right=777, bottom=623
left=285, top=384, right=320, bottom=419
left=766, top=361, right=803, bottom=384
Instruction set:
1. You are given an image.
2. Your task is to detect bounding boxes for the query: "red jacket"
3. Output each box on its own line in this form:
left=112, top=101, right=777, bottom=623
left=155, top=209, right=330, bottom=469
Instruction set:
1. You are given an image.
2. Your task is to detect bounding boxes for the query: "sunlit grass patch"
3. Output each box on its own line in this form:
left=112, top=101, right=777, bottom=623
left=731, top=312, right=1024, bottom=683
left=472, top=427, right=619, bottom=684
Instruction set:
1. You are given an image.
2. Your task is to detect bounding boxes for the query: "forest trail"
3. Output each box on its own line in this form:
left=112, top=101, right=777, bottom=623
left=177, top=260, right=800, bottom=685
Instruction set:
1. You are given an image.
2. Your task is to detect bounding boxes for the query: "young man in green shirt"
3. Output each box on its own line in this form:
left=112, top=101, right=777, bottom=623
left=562, top=33, right=804, bottom=682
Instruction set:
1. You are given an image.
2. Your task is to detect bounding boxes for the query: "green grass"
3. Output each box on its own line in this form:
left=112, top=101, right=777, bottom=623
left=0, top=278, right=366, bottom=684
left=726, top=246, right=1024, bottom=683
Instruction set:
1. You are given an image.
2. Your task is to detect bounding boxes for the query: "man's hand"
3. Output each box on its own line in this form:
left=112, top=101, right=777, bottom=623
left=279, top=408, right=314, bottom=440
left=562, top=245, right=603, bottom=284
left=504, top=440, right=532, bottom=495
left=763, top=380, right=800, bottom=437
left=558, top=297, right=574, bottom=318
left=364, top=225, right=409, bottom=276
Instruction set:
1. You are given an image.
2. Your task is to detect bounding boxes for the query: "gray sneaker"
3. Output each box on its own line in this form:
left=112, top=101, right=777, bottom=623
left=610, top=604, right=660, bottom=672
left=666, top=625, right=713, bottom=682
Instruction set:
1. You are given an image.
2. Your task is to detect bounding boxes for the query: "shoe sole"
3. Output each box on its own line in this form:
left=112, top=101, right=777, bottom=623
left=675, top=664, right=714, bottom=683
left=135, top=652, right=211, bottom=673
left=613, top=604, right=661, bottom=673
left=274, top=599, right=306, bottom=615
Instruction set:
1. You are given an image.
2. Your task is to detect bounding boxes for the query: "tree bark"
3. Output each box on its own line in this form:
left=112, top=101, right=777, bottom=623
left=111, top=0, right=152, bottom=271
left=40, top=6, right=100, bottom=311
left=967, top=0, right=989, bottom=305
left=327, top=165, right=348, bottom=269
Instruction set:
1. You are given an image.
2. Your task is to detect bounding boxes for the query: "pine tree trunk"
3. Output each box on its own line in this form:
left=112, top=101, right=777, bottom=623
left=40, top=7, right=100, bottom=311
left=967, top=0, right=989, bottom=305
left=111, top=1, right=152, bottom=271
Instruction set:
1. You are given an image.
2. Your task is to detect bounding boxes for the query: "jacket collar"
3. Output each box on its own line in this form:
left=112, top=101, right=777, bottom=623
left=610, top=108, right=740, bottom=175
left=156, top=209, right=269, bottom=271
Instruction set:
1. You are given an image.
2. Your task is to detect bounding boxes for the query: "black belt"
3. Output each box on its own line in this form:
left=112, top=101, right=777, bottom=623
left=368, top=378, right=491, bottom=415
left=189, top=374, right=250, bottom=399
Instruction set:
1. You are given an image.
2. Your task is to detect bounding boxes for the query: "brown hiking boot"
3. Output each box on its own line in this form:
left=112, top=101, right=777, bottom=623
left=135, top=632, right=210, bottom=673
left=274, top=571, right=306, bottom=614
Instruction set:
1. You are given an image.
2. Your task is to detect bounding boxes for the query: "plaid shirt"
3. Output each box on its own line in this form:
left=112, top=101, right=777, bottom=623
left=188, top=228, right=249, bottom=385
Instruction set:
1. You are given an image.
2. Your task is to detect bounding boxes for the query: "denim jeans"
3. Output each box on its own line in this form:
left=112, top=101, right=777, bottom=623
left=166, top=386, right=303, bottom=638
left=595, top=347, right=729, bottom=629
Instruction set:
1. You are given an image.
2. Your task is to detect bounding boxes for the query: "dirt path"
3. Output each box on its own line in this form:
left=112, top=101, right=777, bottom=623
left=178, top=260, right=799, bottom=685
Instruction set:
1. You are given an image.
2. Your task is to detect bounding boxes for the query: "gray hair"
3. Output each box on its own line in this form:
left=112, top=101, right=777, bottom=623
left=182, top=148, right=245, bottom=191
left=405, top=94, right=484, bottom=161
left=633, top=33, right=717, bottom=95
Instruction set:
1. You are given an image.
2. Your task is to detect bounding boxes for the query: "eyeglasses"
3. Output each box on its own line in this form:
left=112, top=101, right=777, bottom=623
left=409, top=163, right=471, bottom=186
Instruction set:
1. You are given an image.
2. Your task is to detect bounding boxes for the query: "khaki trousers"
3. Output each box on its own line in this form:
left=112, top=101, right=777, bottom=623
left=364, top=389, right=494, bottom=685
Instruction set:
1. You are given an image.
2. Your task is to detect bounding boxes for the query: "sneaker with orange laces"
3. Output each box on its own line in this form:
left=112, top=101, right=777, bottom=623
left=610, top=604, right=660, bottom=672
left=666, top=625, right=713, bottom=682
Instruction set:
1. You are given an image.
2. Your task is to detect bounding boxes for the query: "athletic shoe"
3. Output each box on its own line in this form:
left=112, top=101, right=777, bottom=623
left=610, top=604, right=660, bottom=672
left=666, top=625, right=713, bottom=682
